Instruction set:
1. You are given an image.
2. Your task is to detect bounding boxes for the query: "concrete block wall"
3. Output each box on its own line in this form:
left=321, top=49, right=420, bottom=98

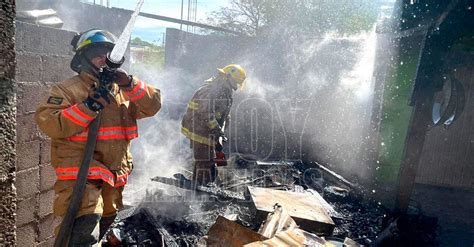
left=15, top=21, right=76, bottom=246
left=16, top=0, right=131, bottom=38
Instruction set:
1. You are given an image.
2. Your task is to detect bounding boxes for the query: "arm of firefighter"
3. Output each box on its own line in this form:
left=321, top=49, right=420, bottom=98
left=187, top=98, right=220, bottom=135
left=35, top=85, right=98, bottom=139
left=206, top=85, right=225, bottom=132
left=209, top=83, right=233, bottom=132
left=123, top=77, right=162, bottom=119
left=219, top=113, right=231, bottom=132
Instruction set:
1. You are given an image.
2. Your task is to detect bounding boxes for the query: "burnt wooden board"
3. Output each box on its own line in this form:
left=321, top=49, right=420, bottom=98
left=151, top=175, right=245, bottom=200
left=206, top=216, right=268, bottom=247
left=247, top=186, right=335, bottom=235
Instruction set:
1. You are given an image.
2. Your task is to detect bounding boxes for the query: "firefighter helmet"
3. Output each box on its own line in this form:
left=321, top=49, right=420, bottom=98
left=218, top=64, right=246, bottom=90
left=70, top=29, right=116, bottom=73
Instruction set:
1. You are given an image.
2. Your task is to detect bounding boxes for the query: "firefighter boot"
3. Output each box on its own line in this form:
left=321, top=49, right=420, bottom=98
left=193, top=161, right=213, bottom=186
left=68, top=214, right=101, bottom=246
left=210, top=163, right=218, bottom=183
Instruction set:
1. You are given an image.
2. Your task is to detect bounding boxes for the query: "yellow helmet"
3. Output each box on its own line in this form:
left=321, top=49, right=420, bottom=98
left=218, top=64, right=246, bottom=89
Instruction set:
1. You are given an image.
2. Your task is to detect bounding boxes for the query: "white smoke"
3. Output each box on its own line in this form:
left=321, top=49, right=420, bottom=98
left=228, top=28, right=379, bottom=179
left=123, top=65, right=197, bottom=204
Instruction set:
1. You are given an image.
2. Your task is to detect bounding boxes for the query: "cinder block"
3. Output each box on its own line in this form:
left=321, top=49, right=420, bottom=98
left=41, top=55, right=75, bottom=83
left=39, top=213, right=57, bottom=242
left=40, top=27, right=75, bottom=56
left=17, top=82, right=51, bottom=114
left=16, top=140, right=40, bottom=171
left=40, top=140, right=51, bottom=165
left=16, top=53, right=42, bottom=82
left=16, top=167, right=39, bottom=200
left=40, top=165, right=56, bottom=192
left=17, top=223, right=37, bottom=247
left=14, top=22, right=25, bottom=52
left=17, top=22, right=42, bottom=53
left=16, top=113, right=41, bottom=143
left=16, top=197, right=37, bottom=227
left=16, top=21, right=76, bottom=55
left=40, top=164, right=56, bottom=192
left=37, top=236, right=55, bottom=247
left=39, top=190, right=55, bottom=218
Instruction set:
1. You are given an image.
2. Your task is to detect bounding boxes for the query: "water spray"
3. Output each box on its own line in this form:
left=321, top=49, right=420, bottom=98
left=54, top=1, right=145, bottom=246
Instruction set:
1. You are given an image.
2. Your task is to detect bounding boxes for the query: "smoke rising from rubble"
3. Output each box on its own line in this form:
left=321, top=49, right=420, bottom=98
left=123, top=66, right=198, bottom=204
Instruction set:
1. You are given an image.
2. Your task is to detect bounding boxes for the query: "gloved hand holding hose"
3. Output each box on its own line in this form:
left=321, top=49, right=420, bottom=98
left=83, top=68, right=134, bottom=112
left=113, top=68, right=134, bottom=90
left=84, top=86, right=110, bottom=112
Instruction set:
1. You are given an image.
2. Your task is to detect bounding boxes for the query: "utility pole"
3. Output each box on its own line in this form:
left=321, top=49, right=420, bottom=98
left=193, top=0, right=198, bottom=32
left=187, top=0, right=191, bottom=32
left=162, top=33, right=165, bottom=47
left=180, top=0, right=184, bottom=30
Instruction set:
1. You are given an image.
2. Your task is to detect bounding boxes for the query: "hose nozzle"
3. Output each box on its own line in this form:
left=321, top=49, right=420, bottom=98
left=106, top=53, right=125, bottom=69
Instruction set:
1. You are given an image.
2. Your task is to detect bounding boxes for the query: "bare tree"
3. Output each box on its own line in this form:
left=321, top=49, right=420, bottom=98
left=206, top=0, right=267, bottom=36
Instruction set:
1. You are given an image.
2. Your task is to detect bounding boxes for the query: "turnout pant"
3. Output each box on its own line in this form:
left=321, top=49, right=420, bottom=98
left=53, top=179, right=124, bottom=245
left=191, top=141, right=217, bottom=185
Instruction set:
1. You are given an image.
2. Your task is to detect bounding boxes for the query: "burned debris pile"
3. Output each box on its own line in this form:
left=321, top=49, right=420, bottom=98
left=101, top=158, right=428, bottom=246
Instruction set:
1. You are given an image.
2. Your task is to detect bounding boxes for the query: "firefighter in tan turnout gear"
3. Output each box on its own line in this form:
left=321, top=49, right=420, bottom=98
left=35, top=29, right=161, bottom=245
left=181, top=64, right=246, bottom=185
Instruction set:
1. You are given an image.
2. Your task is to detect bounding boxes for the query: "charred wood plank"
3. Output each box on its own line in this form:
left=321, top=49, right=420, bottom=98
left=151, top=176, right=246, bottom=201
left=311, top=161, right=356, bottom=189
left=247, top=186, right=335, bottom=235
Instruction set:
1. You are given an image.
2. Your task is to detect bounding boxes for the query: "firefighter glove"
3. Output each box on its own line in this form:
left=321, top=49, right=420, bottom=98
left=215, top=142, right=223, bottom=152
left=212, top=127, right=225, bottom=139
left=84, top=86, right=110, bottom=112
left=221, top=136, right=228, bottom=143
left=99, top=67, right=116, bottom=87
left=113, top=68, right=133, bottom=89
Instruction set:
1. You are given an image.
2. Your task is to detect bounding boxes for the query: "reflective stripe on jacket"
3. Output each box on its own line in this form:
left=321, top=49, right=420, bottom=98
left=181, top=77, right=233, bottom=146
left=35, top=72, right=161, bottom=187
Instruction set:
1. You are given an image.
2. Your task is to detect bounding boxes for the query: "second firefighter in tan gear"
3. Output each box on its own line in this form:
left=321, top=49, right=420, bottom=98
left=181, top=64, right=246, bottom=185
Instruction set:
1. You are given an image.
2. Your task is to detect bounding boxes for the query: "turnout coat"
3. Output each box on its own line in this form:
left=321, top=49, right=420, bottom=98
left=35, top=71, right=161, bottom=187
left=181, top=77, right=233, bottom=147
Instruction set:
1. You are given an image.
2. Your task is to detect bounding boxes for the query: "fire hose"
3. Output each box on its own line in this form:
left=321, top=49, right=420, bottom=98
left=54, top=112, right=101, bottom=247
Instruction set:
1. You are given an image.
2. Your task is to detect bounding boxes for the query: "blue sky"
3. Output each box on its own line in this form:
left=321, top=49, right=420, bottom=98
left=94, top=0, right=229, bottom=43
